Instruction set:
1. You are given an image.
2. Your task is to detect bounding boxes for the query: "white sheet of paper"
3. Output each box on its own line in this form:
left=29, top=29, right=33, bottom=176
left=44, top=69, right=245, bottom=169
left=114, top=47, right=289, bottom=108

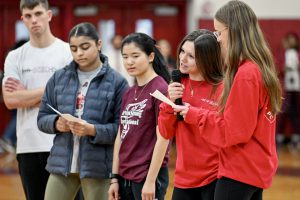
left=150, top=90, right=176, bottom=107
left=61, top=114, right=82, bottom=122
left=47, top=104, right=81, bottom=122
left=47, top=104, right=62, bottom=115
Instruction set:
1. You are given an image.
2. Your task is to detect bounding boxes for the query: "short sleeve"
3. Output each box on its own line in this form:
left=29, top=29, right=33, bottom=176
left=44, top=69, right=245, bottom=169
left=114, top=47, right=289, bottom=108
left=3, top=50, right=21, bottom=83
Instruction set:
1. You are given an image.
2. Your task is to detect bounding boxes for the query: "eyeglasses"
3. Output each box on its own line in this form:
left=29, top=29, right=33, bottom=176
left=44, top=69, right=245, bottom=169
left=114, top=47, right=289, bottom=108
left=213, top=27, right=228, bottom=38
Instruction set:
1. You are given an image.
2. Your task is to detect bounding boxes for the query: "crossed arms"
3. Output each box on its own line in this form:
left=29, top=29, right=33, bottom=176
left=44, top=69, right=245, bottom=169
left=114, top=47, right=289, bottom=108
left=2, top=77, right=44, bottom=109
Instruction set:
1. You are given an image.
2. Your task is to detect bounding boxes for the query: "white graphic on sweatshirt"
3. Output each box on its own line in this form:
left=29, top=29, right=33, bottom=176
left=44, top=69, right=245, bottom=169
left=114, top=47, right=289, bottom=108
left=201, top=98, right=218, bottom=106
left=264, top=106, right=275, bottom=123
left=120, top=99, right=148, bottom=141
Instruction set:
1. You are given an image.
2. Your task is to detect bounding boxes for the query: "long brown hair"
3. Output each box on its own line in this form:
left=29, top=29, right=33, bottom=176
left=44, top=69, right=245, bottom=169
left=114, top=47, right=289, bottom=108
left=194, top=33, right=223, bottom=85
left=215, top=0, right=282, bottom=114
left=177, top=30, right=223, bottom=93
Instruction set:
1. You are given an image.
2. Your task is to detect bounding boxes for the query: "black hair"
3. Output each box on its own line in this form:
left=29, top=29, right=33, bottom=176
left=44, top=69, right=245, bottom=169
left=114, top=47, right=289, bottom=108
left=69, top=22, right=99, bottom=43
left=121, top=33, right=171, bottom=83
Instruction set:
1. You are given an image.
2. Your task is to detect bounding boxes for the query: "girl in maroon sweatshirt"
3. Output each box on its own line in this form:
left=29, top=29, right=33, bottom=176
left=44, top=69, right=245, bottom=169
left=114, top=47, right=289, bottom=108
left=172, top=1, right=282, bottom=200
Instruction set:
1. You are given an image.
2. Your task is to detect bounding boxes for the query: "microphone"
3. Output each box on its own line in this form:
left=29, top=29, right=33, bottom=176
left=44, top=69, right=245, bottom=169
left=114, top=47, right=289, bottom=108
left=171, top=69, right=184, bottom=121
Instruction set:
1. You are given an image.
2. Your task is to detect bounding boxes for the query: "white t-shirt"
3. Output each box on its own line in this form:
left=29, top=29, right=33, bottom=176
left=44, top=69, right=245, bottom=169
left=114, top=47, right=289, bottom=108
left=70, top=66, right=100, bottom=173
left=284, top=48, right=300, bottom=91
left=3, top=38, right=73, bottom=154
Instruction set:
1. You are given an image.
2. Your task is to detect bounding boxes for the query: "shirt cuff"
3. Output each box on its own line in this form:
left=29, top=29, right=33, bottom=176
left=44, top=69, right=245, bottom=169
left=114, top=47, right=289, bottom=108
left=161, top=103, right=174, bottom=114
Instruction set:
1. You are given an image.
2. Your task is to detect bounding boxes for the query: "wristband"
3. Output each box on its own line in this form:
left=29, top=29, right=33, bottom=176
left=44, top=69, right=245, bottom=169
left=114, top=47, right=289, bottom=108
left=110, top=181, right=118, bottom=185
left=109, top=173, right=120, bottom=179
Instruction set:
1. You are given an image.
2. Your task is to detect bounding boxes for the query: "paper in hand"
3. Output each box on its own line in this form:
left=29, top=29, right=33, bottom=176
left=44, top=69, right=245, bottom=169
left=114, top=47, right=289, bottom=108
left=150, top=90, right=176, bottom=107
left=46, top=104, right=81, bottom=122
left=47, top=104, right=62, bottom=115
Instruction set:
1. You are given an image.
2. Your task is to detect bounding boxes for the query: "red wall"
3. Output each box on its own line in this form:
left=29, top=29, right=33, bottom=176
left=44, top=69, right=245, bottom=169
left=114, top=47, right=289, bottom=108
left=198, top=19, right=300, bottom=71
left=0, top=0, right=187, bottom=135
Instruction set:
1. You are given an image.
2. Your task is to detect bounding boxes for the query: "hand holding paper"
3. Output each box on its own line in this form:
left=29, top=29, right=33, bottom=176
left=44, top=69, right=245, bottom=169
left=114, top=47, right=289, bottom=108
left=150, top=91, right=191, bottom=120
left=47, top=104, right=81, bottom=122
left=68, top=120, right=96, bottom=137
left=47, top=104, right=95, bottom=136
left=55, top=116, right=71, bottom=132
left=150, top=90, right=176, bottom=107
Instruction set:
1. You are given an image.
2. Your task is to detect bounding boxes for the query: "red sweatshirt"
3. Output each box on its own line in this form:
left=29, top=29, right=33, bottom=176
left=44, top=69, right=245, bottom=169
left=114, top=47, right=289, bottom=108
left=186, top=60, right=278, bottom=189
left=158, top=77, right=222, bottom=188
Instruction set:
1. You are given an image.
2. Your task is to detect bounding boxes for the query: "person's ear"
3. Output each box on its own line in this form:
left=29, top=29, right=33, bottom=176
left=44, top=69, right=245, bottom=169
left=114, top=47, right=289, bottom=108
left=47, top=10, right=53, bottom=22
left=149, top=52, right=155, bottom=63
left=20, top=10, right=25, bottom=21
left=97, top=40, right=102, bottom=51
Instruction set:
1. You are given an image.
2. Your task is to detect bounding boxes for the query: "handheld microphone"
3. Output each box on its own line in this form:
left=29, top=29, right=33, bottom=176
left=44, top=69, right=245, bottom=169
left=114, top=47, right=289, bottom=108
left=171, top=69, right=184, bottom=121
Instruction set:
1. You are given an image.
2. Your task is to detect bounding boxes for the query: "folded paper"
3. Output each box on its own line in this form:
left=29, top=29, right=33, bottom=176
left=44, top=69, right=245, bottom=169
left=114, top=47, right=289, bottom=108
left=47, top=104, right=81, bottom=122
left=150, top=90, right=176, bottom=107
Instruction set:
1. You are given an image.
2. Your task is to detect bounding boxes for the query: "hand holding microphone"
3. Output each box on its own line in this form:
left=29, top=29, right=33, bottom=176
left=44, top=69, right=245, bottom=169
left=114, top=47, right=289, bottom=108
left=172, top=103, right=190, bottom=120
left=170, top=69, right=184, bottom=121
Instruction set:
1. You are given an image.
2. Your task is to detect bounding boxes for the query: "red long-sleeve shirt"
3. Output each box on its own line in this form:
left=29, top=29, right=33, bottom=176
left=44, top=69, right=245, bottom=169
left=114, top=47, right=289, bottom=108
left=185, top=60, right=278, bottom=188
left=158, top=77, right=222, bottom=188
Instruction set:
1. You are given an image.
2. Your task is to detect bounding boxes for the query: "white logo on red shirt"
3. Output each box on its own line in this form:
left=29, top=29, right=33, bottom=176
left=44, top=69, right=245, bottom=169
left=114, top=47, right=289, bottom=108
left=264, top=106, right=275, bottom=123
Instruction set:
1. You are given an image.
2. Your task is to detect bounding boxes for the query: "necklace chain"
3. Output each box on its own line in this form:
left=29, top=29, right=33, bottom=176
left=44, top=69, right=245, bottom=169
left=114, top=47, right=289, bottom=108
left=134, top=82, right=150, bottom=101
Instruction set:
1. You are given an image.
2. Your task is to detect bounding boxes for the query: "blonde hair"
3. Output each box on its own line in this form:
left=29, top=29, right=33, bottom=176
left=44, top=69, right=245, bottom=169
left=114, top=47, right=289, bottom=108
left=215, top=0, right=282, bottom=114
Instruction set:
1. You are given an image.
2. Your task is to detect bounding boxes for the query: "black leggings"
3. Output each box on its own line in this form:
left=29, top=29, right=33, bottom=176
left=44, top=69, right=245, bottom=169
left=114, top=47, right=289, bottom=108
left=172, top=180, right=217, bottom=200
left=119, top=167, right=169, bottom=200
left=17, top=152, right=50, bottom=200
left=214, top=177, right=263, bottom=200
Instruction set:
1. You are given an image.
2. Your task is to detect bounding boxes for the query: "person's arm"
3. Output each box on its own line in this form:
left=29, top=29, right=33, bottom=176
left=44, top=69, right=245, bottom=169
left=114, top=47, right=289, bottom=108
left=89, top=78, right=128, bottom=145
left=158, top=81, right=183, bottom=139
left=2, top=77, right=44, bottom=109
left=175, top=78, right=260, bottom=148
left=108, top=128, right=121, bottom=200
left=142, top=126, right=169, bottom=200
left=37, top=74, right=61, bottom=134
left=158, top=102, right=177, bottom=139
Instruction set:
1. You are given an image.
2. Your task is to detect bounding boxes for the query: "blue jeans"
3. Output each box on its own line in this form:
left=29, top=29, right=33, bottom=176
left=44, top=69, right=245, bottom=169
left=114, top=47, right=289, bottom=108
left=119, top=167, right=169, bottom=200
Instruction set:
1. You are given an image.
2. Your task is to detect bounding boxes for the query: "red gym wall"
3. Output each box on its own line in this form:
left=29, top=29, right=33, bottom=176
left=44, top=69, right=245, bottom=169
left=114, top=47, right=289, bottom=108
left=0, top=0, right=187, bottom=134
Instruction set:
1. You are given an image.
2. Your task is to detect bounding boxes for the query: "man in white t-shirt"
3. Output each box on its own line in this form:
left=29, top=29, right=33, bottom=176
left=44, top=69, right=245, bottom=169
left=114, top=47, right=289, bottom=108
left=2, top=1, right=72, bottom=199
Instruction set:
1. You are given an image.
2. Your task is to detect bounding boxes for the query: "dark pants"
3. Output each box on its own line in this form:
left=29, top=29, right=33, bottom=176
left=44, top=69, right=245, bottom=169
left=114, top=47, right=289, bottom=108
left=172, top=180, right=217, bottom=200
left=17, top=152, right=50, bottom=200
left=214, top=177, right=263, bottom=200
left=119, top=167, right=169, bottom=200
